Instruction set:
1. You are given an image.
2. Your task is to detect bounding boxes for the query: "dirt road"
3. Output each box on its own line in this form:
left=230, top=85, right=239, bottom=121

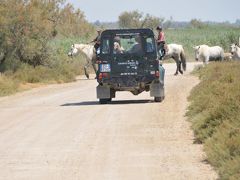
left=0, top=63, right=217, bottom=180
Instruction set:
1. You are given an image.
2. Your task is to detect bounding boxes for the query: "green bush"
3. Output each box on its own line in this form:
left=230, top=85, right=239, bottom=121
left=187, top=61, right=240, bottom=179
left=0, top=0, right=94, bottom=96
left=0, top=0, right=94, bottom=71
left=0, top=37, right=88, bottom=95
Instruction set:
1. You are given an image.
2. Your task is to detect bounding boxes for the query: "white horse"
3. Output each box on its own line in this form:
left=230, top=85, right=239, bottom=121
left=163, top=43, right=187, bottom=75
left=68, top=44, right=97, bottom=79
left=193, top=45, right=224, bottom=65
left=230, top=44, right=240, bottom=60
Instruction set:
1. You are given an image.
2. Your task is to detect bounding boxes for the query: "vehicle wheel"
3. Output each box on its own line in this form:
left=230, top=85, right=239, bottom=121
left=99, top=98, right=111, bottom=104
left=154, top=96, right=164, bottom=102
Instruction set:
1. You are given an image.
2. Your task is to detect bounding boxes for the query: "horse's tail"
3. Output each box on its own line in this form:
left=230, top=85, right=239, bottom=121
left=180, top=49, right=187, bottom=71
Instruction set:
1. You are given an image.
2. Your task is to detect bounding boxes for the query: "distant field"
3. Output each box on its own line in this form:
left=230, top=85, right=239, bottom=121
left=165, top=26, right=240, bottom=60
left=55, top=25, right=240, bottom=62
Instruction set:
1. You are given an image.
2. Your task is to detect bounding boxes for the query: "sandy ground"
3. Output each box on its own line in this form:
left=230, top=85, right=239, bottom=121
left=0, top=62, right=217, bottom=180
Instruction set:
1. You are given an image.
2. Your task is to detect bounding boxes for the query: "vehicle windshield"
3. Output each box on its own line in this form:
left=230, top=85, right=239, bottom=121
left=112, top=33, right=156, bottom=55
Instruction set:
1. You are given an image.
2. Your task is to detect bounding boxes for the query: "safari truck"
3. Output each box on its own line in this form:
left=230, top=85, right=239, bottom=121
left=96, top=28, right=165, bottom=104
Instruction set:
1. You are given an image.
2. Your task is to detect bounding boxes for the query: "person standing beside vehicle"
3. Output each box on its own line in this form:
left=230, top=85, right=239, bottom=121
left=156, top=26, right=166, bottom=59
left=90, top=29, right=102, bottom=54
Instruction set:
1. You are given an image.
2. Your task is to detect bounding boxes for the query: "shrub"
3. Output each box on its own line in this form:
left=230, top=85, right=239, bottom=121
left=0, top=74, right=18, bottom=96
left=187, top=61, right=240, bottom=179
left=0, top=0, right=94, bottom=71
left=0, top=0, right=94, bottom=96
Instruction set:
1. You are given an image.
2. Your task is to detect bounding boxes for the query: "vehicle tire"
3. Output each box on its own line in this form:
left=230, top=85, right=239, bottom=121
left=99, top=98, right=111, bottom=104
left=154, top=96, right=164, bottom=102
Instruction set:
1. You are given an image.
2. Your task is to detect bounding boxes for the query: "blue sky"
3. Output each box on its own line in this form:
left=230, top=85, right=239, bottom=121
left=66, top=0, right=240, bottom=23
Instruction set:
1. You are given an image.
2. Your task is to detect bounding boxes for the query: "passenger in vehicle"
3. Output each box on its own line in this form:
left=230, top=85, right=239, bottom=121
left=113, top=36, right=121, bottom=45
left=146, top=41, right=154, bottom=52
left=113, top=42, right=124, bottom=54
left=129, top=35, right=143, bottom=54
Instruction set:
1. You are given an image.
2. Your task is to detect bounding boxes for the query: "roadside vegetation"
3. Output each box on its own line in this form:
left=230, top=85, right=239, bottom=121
left=187, top=62, right=240, bottom=179
left=0, top=0, right=94, bottom=96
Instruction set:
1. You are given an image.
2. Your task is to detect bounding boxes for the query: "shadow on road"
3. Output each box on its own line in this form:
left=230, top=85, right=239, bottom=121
left=75, top=78, right=96, bottom=81
left=61, top=101, right=99, bottom=106
left=75, top=76, right=96, bottom=81
left=61, top=99, right=153, bottom=106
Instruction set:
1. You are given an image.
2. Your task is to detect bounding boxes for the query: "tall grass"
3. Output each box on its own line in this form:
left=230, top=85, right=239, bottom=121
left=186, top=61, right=240, bottom=179
left=49, top=36, right=93, bottom=53
left=0, top=36, right=91, bottom=97
left=0, top=74, right=18, bottom=96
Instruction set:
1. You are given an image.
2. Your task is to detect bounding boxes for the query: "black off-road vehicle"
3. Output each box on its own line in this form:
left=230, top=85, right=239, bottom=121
left=96, top=28, right=165, bottom=104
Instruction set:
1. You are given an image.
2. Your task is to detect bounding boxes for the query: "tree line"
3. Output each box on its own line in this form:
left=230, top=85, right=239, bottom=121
left=118, top=10, right=164, bottom=29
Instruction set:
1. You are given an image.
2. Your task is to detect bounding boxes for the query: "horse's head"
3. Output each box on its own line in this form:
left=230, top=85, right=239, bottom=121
left=193, top=46, right=201, bottom=61
left=230, top=44, right=237, bottom=55
left=68, top=44, right=79, bottom=57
